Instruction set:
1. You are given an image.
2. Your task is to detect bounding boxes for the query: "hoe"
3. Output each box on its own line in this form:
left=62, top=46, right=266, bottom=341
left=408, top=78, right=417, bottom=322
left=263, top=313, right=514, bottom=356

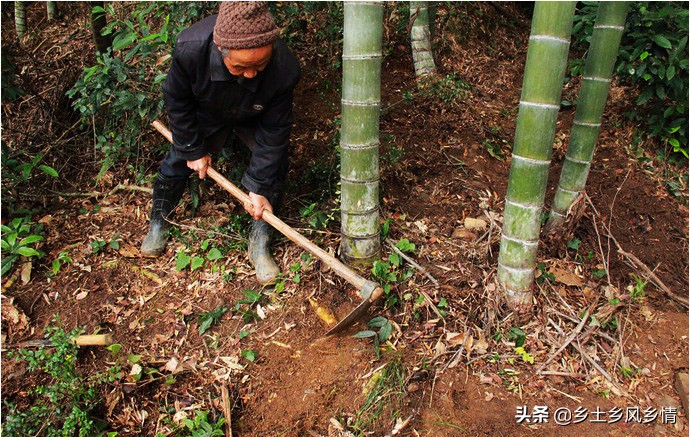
left=152, top=120, right=383, bottom=335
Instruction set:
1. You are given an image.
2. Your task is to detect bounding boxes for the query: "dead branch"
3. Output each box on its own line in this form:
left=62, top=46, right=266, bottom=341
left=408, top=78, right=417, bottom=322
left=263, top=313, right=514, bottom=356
left=220, top=382, right=233, bottom=437
left=537, top=308, right=591, bottom=373
left=386, top=239, right=439, bottom=287
left=584, top=194, right=688, bottom=308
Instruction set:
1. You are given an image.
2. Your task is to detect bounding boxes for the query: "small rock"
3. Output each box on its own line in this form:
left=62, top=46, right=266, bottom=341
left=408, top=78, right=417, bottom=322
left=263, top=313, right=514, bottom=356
left=674, top=372, right=689, bottom=415
left=451, top=228, right=478, bottom=241
left=407, top=382, right=420, bottom=393
left=464, top=217, right=487, bottom=231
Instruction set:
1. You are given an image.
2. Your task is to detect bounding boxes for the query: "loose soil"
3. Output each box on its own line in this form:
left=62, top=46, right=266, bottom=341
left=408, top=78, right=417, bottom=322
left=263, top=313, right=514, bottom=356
left=2, top=3, right=688, bottom=437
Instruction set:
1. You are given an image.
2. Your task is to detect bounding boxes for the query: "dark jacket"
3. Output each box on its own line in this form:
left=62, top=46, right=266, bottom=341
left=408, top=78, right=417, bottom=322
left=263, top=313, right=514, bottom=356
left=162, top=15, right=300, bottom=197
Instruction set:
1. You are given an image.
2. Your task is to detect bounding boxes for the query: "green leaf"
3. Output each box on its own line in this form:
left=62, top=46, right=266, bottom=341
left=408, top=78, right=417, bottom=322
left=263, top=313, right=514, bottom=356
left=38, top=165, right=58, bottom=177
left=112, top=31, right=138, bottom=51
left=198, top=307, right=228, bottom=335
left=207, top=248, right=223, bottom=260
left=241, top=349, right=256, bottom=362
left=19, top=235, right=44, bottom=246
left=367, top=316, right=388, bottom=328
left=239, top=330, right=250, bottom=339
left=566, top=238, right=581, bottom=250
left=653, top=35, right=672, bottom=49
left=190, top=256, right=204, bottom=271
left=175, top=252, right=191, bottom=271
left=240, top=289, right=261, bottom=304
left=16, top=247, right=40, bottom=257
left=378, top=321, right=393, bottom=342
left=106, top=344, right=122, bottom=354
left=128, top=354, right=142, bottom=364
left=395, top=238, right=416, bottom=253
left=388, top=252, right=401, bottom=267
left=353, top=330, right=377, bottom=339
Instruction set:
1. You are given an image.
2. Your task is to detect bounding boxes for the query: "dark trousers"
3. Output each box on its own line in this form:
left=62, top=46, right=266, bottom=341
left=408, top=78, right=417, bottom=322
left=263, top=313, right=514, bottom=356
left=159, top=125, right=256, bottom=181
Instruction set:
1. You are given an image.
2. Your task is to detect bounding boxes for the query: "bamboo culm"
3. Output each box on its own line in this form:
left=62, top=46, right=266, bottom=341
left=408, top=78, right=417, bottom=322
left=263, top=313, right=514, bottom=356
left=546, top=2, right=629, bottom=231
left=15, top=1, right=26, bottom=39
left=410, top=1, right=436, bottom=78
left=497, top=1, right=577, bottom=312
left=339, top=1, right=384, bottom=266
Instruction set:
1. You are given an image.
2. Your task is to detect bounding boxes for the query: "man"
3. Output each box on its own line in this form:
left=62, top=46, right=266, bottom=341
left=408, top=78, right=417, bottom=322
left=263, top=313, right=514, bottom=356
left=141, top=2, right=300, bottom=286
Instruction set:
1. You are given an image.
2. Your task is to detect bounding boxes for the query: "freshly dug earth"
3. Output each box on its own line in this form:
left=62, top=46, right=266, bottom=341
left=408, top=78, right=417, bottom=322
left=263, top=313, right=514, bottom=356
left=1, top=3, right=688, bottom=436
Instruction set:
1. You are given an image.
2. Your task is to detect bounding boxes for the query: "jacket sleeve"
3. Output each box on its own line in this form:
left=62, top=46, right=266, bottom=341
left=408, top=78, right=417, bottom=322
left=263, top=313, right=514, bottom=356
left=162, top=43, right=207, bottom=161
left=241, top=86, right=295, bottom=198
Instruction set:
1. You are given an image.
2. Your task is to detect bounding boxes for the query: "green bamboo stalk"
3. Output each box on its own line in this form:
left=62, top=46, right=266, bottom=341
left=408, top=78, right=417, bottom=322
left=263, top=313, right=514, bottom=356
left=47, top=1, right=58, bottom=21
left=546, top=2, right=629, bottom=231
left=410, top=1, right=436, bottom=78
left=15, top=1, right=26, bottom=39
left=497, top=1, right=576, bottom=312
left=340, top=1, right=383, bottom=266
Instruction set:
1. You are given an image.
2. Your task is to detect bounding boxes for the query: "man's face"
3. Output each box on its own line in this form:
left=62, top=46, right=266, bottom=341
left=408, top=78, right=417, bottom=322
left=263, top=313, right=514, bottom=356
left=221, top=44, right=273, bottom=79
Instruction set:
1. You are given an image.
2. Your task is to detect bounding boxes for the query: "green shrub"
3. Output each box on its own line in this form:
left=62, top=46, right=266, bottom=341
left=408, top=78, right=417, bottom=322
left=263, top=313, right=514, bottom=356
left=571, top=2, right=689, bottom=160
left=1, top=217, right=45, bottom=276
left=3, top=322, right=120, bottom=436
left=66, top=2, right=218, bottom=180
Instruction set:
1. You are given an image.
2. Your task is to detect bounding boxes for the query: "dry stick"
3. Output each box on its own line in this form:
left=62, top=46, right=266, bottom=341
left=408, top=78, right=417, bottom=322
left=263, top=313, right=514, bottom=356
left=220, top=383, right=233, bottom=437
left=547, top=318, right=628, bottom=397
left=619, top=248, right=688, bottom=307
left=537, top=308, right=591, bottom=373
left=386, top=239, right=439, bottom=287
left=584, top=194, right=688, bottom=308
left=607, top=169, right=631, bottom=281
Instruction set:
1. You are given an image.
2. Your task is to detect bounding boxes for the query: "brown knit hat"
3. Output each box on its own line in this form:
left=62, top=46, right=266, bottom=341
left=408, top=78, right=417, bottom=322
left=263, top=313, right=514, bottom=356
left=213, top=2, right=280, bottom=50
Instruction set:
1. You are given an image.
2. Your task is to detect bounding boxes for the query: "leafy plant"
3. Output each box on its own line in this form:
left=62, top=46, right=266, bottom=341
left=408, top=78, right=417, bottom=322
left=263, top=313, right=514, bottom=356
left=180, top=410, right=225, bottom=437
left=571, top=2, right=689, bottom=160
left=630, top=274, right=647, bottom=300
left=371, top=239, right=416, bottom=309
left=198, top=306, right=228, bottom=335
left=67, top=3, right=216, bottom=179
left=51, top=251, right=74, bottom=276
left=418, top=72, right=472, bottom=105
left=1, top=217, right=45, bottom=276
left=90, top=234, right=120, bottom=254
left=3, top=322, right=118, bottom=436
left=355, top=316, right=394, bottom=359
left=232, top=289, right=263, bottom=324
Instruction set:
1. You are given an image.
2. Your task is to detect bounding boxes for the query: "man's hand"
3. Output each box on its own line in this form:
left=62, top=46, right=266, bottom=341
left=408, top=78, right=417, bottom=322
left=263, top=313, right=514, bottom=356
left=187, top=155, right=212, bottom=179
left=245, top=192, right=272, bottom=220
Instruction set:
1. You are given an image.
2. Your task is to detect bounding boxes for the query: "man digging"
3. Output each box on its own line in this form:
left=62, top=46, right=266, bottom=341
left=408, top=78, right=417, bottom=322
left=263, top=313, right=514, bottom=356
left=141, top=2, right=300, bottom=286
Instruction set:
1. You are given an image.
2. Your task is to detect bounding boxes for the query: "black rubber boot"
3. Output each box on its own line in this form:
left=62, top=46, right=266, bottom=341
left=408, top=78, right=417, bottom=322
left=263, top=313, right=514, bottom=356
left=248, top=191, right=283, bottom=285
left=140, top=175, right=186, bottom=257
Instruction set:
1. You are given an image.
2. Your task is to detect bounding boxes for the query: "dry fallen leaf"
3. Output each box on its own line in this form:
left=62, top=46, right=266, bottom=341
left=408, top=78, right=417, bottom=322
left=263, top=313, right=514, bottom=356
left=20, top=262, right=32, bottom=285
left=549, top=267, right=583, bottom=287
left=118, top=243, right=139, bottom=258
left=75, top=291, right=89, bottom=300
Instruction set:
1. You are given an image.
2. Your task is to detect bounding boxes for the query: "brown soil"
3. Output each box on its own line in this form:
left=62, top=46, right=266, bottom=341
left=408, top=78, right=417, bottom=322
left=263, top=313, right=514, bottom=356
left=2, top=3, right=688, bottom=437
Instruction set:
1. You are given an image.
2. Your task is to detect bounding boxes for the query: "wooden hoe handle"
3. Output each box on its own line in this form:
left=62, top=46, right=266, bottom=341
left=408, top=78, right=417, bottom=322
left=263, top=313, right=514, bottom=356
left=151, top=120, right=371, bottom=291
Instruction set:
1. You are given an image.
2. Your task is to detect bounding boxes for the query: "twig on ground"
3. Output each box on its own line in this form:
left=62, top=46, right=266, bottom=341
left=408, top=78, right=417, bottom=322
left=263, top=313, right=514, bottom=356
left=220, top=382, right=233, bottom=437
left=548, top=318, right=628, bottom=398
left=618, top=249, right=688, bottom=308
left=386, top=239, right=439, bottom=287
left=106, top=183, right=153, bottom=197
left=537, top=308, right=591, bottom=373
left=584, top=194, right=688, bottom=308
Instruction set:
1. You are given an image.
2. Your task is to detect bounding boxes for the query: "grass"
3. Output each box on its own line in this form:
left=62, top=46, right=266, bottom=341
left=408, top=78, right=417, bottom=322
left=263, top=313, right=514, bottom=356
left=352, top=356, right=407, bottom=433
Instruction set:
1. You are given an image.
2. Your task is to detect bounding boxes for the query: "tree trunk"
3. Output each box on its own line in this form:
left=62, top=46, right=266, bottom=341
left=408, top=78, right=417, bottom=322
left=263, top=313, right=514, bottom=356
left=339, top=1, right=383, bottom=266
left=410, top=1, right=436, bottom=78
left=46, top=1, right=57, bottom=21
left=497, top=1, right=577, bottom=313
left=546, top=2, right=629, bottom=231
left=90, top=1, right=112, bottom=54
left=15, top=1, right=26, bottom=39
